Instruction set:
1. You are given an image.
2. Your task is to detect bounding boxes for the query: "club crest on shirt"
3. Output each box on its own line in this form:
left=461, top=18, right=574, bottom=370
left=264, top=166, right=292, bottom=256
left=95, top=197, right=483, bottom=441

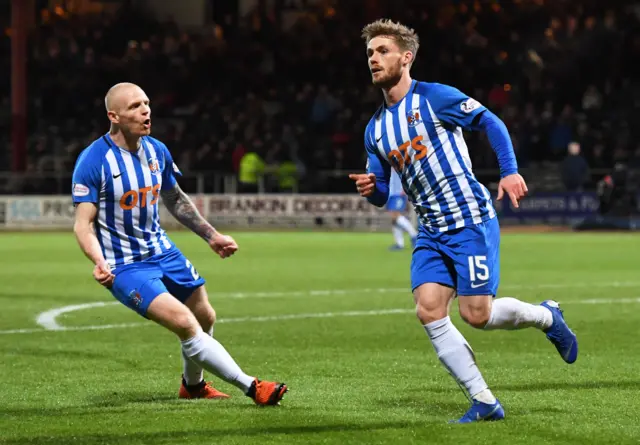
left=129, top=290, right=143, bottom=307
left=148, top=157, right=160, bottom=174
left=407, top=108, right=422, bottom=127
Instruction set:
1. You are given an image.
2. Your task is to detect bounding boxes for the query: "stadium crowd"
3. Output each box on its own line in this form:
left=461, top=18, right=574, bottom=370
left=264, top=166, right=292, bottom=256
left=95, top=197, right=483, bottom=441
left=1, top=0, right=639, bottom=194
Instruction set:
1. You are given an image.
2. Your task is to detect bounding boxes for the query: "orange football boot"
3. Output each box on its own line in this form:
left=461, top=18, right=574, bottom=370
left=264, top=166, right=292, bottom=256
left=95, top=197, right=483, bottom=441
left=179, top=377, right=230, bottom=399
left=247, top=378, right=288, bottom=406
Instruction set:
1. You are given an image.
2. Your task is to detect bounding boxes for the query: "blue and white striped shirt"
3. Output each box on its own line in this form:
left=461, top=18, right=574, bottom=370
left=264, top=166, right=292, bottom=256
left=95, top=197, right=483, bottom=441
left=72, top=134, right=180, bottom=269
left=389, top=169, right=404, bottom=197
left=364, top=80, right=496, bottom=231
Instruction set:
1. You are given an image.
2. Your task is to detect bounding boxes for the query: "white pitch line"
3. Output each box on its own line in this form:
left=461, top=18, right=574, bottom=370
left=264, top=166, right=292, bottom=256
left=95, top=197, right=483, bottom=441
left=219, top=308, right=412, bottom=324
left=0, top=282, right=639, bottom=336
left=1, top=297, right=639, bottom=336
left=211, top=281, right=640, bottom=299
left=0, top=327, right=50, bottom=334
left=216, top=287, right=408, bottom=299
left=36, top=302, right=117, bottom=331
left=508, top=281, right=640, bottom=290
left=1, top=308, right=415, bottom=335
left=577, top=297, right=640, bottom=305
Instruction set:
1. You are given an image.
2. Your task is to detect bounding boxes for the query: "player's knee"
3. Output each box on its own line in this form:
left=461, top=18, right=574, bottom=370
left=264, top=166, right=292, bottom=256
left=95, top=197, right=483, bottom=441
left=413, top=284, right=453, bottom=324
left=200, top=307, right=216, bottom=332
left=172, top=311, right=201, bottom=339
left=459, top=304, right=491, bottom=329
left=415, top=300, right=447, bottom=324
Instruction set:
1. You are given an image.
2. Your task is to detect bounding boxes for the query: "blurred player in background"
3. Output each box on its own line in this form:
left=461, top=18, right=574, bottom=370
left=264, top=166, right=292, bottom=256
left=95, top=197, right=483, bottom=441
left=72, top=82, right=287, bottom=406
left=387, top=169, right=417, bottom=250
left=349, top=20, right=578, bottom=423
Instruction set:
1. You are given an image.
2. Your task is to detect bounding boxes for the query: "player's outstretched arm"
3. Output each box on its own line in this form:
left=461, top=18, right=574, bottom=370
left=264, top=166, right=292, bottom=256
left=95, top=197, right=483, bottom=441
left=161, top=184, right=238, bottom=259
left=473, top=110, right=528, bottom=208
left=430, top=84, right=528, bottom=208
left=161, top=184, right=215, bottom=241
left=73, top=202, right=114, bottom=287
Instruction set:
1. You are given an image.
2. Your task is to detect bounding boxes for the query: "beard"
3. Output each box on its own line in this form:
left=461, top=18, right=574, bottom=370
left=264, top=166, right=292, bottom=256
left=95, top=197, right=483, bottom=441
left=371, top=64, right=402, bottom=89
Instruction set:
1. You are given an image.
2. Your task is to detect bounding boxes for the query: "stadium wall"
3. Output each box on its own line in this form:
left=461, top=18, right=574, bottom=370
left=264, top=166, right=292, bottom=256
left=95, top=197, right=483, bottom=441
left=1, top=193, right=639, bottom=232
left=0, top=194, right=390, bottom=231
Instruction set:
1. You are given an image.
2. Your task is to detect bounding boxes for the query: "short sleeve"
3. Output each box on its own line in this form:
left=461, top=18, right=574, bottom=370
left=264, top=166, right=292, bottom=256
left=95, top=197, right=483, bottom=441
left=71, top=147, right=102, bottom=205
left=427, top=83, right=487, bottom=130
left=159, top=142, right=182, bottom=191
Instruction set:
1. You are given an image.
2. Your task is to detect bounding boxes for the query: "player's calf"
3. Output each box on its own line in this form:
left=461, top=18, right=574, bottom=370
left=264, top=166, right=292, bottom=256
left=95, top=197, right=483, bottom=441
left=196, top=307, right=216, bottom=333
left=182, top=289, right=218, bottom=389
left=185, top=286, right=217, bottom=333
left=483, top=297, right=553, bottom=331
left=414, top=283, right=498, bottom=410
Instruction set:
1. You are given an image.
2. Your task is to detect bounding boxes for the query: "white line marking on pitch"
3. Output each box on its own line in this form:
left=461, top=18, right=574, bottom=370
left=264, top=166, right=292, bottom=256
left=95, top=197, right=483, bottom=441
left=211, top=281, right=640, bottom=299
left=579, top=297, right=640, bottom=304
left=0, top=282, right=638, bottom=335
left=36, top=302, right=117, bottom=331
left=2, top=308, right=414, bottom=335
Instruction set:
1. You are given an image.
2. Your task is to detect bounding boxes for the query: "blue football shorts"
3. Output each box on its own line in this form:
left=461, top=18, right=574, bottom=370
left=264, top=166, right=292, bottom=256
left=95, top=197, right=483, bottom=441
left=110, top=247, right=206, bottom=317
left=410, top=217, right=500, bottom=296
left=386, top=195, right=408, bottom=212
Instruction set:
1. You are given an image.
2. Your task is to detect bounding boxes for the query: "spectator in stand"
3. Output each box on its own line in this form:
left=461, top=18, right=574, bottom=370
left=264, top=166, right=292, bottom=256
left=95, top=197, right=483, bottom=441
left=0, top=1, right=638, bottom=195
left=561, top=142, right=590, bottom=192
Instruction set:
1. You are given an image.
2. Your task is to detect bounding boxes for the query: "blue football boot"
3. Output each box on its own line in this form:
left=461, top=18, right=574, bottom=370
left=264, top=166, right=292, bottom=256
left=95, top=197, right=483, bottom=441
left=451, top=399, right=505, bottom=424
left=540, top=300, right=578, bottom=364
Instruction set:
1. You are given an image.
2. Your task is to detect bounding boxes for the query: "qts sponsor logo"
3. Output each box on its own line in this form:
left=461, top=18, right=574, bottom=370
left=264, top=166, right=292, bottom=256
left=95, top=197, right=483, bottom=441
left=119, top=184, right=161, bottom=210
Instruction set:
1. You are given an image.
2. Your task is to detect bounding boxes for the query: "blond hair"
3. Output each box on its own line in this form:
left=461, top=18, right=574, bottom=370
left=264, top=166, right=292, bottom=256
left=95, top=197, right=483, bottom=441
left=361, top=19, right=419, bottom=58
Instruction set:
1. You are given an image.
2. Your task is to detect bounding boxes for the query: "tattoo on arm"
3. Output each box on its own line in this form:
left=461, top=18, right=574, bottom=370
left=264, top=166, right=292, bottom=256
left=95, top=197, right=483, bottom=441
left=161, top=185, right=216, bottom=241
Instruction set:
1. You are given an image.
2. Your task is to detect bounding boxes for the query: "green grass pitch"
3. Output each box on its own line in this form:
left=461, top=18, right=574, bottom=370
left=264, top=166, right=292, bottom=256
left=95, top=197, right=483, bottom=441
left=1, top=231, right=639, bottom=444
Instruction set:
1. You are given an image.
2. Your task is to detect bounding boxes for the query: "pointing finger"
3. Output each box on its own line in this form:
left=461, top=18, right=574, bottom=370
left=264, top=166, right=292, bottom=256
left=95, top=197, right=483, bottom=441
left=509, top=191, right=519, bottom=208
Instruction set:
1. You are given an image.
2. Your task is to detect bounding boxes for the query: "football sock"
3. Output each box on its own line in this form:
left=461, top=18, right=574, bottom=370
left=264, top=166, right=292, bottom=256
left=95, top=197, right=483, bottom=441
left=181, top=329, right=254, bottom=393
left=472, top=388, right=497, bottom=404
left=396, top=215, right=418, bottom=237
left=182, top=350, right=204, bottom=386
left=392, top=226, right=405, bottom=247
left=484, top=297, right=553, bottom=330
left=181, top=326, right=213, bottom=386
left=424, top=316, right=489, bottom=400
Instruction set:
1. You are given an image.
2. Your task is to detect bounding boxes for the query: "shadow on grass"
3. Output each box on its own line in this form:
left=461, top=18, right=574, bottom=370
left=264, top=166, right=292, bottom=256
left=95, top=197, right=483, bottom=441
left=408, top=380, right=640, bottom=394
left=1, top=420, right=421, bottom=445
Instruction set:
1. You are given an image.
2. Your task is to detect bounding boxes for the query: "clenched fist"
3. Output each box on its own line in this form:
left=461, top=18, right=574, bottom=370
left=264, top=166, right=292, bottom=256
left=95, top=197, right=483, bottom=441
left=93, top=260, right=115, bottom=288
left=208, top=232, right=238, bottom=259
